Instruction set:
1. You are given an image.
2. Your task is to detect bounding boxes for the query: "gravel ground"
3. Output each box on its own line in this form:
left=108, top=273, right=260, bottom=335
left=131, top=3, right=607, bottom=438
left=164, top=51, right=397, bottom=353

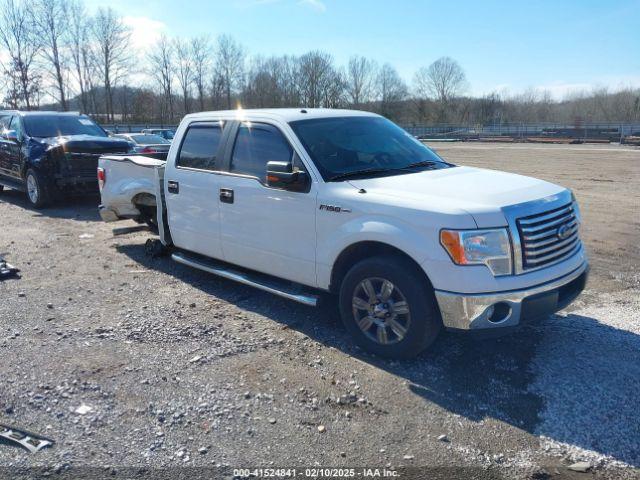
left=0, top=142, right=639, bottom=479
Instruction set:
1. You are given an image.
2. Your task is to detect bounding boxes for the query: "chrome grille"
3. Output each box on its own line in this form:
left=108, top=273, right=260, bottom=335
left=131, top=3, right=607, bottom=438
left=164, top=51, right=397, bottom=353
left=516, top=203, right=581, bottom=270
left=64, top=152, right=101, bottom=176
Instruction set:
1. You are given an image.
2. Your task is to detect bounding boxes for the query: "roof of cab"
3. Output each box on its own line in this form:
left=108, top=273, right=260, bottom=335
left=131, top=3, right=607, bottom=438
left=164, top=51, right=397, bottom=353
left=183, top=108, right=379, bottom=123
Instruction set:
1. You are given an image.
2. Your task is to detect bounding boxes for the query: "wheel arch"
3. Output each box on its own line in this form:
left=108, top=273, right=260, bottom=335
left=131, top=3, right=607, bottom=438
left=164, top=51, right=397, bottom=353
left=131, top=191, right=157, bottom=208
left=329, top=241, right=434, bottom=294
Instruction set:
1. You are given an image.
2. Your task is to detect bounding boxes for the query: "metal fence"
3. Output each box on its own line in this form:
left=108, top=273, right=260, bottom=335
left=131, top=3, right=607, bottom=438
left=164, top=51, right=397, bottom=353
left=401, top=122, right=640, bottom=140
left=102, top=122, right=640, bottom=141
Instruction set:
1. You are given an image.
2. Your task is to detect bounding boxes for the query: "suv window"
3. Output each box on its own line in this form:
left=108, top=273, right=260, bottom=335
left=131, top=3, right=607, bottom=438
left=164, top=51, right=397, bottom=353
left=23, top=114, right=106, bottom=138
left=230, top=123, right=292, bottom=182
left=9, top=116, right=23, bottom=139
left=177, top=124, right=223, bottom=170
left=0, top=115, right=11, bottom=130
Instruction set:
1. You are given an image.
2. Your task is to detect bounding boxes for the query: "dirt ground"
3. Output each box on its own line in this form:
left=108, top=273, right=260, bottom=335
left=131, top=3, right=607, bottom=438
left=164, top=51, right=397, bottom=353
left=0, top=143, right=639, bottom=480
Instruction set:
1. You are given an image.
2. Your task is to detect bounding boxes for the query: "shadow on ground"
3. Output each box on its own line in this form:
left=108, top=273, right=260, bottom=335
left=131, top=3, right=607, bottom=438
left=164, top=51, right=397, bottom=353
left=117, top=242, right=640, bottom=468
left=0, top=188, right=100, bottom=222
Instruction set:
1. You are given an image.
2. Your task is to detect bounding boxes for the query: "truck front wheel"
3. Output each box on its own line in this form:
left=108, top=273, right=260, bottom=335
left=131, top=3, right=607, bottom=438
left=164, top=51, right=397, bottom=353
left=339, top=255, right=442, bottom=359
left=25, top=168, right=52, bottom=209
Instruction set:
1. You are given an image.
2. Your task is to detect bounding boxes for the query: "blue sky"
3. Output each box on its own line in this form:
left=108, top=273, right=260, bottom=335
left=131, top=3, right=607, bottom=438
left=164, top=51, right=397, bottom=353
left=86, top=0, right=640, bottom=98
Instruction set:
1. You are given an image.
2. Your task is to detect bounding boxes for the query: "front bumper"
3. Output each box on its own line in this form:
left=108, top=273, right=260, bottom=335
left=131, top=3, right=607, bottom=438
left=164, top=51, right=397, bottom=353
left=434, top=261, right=589, bottom=330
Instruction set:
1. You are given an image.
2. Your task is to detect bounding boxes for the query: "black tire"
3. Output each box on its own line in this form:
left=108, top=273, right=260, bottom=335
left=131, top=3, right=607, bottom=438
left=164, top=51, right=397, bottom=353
left=24, top=168, right=52, bottom=209
left=339, top=255, right=442, bottom=359
left=137, top=205, right=159, bottom=233
left=0, top=184, right=4, bottom=193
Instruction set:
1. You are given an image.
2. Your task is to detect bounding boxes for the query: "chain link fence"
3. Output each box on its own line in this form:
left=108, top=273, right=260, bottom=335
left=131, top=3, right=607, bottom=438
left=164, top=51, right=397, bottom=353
left=102, top=121, right=640, bottom=143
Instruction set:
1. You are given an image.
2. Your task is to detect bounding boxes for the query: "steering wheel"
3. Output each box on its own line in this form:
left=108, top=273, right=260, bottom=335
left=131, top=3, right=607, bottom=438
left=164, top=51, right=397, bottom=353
left=373, top=152, right=394, bottom=166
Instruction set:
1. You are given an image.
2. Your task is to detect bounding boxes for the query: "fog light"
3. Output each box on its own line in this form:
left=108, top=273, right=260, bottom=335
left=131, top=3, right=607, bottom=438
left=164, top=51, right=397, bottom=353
left=487, top=302, right=512, bottom=323
left=485, top=305, right=495, bottom=319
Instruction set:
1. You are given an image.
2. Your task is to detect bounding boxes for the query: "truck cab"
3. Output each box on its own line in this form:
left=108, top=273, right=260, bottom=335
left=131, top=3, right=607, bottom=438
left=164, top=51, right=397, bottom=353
left=100, top=108, right=588, bottom=358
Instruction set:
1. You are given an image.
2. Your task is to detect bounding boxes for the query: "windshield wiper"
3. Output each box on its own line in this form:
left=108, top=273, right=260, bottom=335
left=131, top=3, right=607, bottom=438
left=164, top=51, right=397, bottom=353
left=328, top=168, right=394, bottom=182
left=328, top=160, right=454, bottom=182
left=399, top=160, right=452, bottom=169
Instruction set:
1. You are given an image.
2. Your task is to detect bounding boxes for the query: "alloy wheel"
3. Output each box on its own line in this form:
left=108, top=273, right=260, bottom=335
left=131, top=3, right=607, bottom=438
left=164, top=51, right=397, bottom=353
left=351, top=277, right=411, bottom=345
left=27, top=174, right=39, bottom=204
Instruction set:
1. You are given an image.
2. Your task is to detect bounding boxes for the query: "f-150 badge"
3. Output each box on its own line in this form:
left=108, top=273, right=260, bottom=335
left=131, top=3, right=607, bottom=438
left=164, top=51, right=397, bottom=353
left=319, top=204, right=351, bottom=213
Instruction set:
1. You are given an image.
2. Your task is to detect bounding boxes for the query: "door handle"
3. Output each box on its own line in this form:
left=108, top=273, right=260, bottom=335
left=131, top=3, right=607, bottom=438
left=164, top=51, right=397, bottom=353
left=220, top=188, right=234, bottom=204
left=167, top=180, right=179, bottom=194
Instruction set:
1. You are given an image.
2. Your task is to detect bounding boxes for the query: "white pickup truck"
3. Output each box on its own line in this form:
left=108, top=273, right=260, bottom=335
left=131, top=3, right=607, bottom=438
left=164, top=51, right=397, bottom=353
left=98, top=109, right=588, bottom=358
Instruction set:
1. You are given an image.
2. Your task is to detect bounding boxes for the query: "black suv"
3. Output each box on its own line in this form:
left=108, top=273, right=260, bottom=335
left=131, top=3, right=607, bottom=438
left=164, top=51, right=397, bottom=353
left=0, top=111, right=131, bottom=208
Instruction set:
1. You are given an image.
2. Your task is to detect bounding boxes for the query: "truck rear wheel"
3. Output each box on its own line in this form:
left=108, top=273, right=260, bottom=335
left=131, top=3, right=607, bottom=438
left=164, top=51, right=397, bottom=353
left=339, top=255, right=441, bottom=359
left=25, top=168, right=52, bottom=209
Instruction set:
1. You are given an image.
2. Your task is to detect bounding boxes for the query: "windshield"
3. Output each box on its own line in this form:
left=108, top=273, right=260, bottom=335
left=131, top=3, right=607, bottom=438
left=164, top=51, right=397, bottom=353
left=289, top=116, right=452, bottom=181
left=158, top=130, right=175, bottom=139
left=130, top=134, right=170, bottom=145
left=23, top=115, right=107, bottom=138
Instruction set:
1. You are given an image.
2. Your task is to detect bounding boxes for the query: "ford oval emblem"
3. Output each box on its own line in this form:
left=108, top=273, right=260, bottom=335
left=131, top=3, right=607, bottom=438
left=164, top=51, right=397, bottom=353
left=557, top=224, right=572, bottom=240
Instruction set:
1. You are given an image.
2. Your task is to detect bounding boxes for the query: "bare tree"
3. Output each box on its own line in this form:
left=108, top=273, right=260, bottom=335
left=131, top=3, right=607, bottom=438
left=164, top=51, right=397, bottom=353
left=0, top=0, right=42, bottom=109
left=190, top=35, right=210, bottom=111
left=345, top=55, right=377, bottom=106
left=376, top=63, right=407, bottom=117
left=174, top=38, right=193, bottom=115
left=297, top=51, right=342, bottom=108
left=67, top=0, right=93, bottom=113
left=214, top=34, right=245, bottom=109
left=92, top=7, right=131, bottom=121
left=30, top=0, right=69, bottom=110
left=148, top=34, right=175, bottom=122
left=414, top=56, right=466, bottom=121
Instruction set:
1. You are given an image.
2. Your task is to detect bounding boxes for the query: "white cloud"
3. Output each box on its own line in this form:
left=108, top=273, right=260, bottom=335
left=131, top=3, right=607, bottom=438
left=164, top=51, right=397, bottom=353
left=123, top=16, right=166, bottom=51
left=298, top=0, right=326, bottom=13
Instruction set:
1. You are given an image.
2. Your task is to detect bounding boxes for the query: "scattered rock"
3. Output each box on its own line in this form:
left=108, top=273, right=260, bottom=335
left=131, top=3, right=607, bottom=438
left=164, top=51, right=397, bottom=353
left=317, top=425, right=326, bottom=433
left=18, top=292, right=26, bottom=297
left=189, top=355, right=202, bottom=363
left=198, top=447, right=208, bottom=454
left=74, top=404, right=93, bottom=415
left=437, top=434, right=449, bottom=442
left=268, top=417, right=277, bottom=424
left=567, top=462, right=592, bottom=473
left=403, top=454, right=414, bottom=460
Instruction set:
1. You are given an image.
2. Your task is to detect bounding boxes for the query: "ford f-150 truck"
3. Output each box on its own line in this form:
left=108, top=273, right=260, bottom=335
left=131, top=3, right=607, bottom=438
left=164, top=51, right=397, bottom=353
left=98, top=109, right=588, bottom=358
left=0, top=110, right=131, bottom=208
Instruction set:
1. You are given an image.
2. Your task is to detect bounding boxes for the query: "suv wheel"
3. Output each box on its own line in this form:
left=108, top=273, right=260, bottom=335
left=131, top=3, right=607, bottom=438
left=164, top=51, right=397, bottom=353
left=339, top=255, right=442, bottom=359
left=25, top=169, right=51, bottom=208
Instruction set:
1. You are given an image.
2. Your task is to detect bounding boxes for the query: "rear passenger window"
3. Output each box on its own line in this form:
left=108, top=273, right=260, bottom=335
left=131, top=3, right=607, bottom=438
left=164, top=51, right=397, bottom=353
left=177, top=124, right=223, bottom=170
left=230, top=123, right=292, bottom=182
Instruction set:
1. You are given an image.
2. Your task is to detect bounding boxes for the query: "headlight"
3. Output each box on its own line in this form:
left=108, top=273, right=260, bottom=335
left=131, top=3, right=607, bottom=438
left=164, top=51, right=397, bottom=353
left=571, top=191, right=582, bottom=224
left=440, top=228, right=512, bottom=276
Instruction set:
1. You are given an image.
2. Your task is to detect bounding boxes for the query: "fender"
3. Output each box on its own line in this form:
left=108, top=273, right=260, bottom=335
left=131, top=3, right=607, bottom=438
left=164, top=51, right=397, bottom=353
left=316, top=213, right=474, bottom=290
left=21, top=138, right=64, bottom=178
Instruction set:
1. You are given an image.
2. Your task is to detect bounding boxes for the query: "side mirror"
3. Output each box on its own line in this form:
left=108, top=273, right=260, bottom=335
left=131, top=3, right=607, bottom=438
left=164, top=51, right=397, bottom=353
left=2, top=129, right=19, bottom=142
left=266, top=161, right=309, bottom=192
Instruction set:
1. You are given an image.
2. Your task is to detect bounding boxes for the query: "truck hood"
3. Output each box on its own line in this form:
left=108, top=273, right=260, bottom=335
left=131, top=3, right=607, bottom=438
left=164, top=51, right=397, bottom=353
left=37, top=135, right=131, bottom=154
left=348, top=166, right=566, bottom=227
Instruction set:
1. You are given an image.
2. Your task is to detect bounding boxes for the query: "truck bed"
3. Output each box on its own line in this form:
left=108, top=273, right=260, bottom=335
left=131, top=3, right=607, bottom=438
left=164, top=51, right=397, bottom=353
left=98, top=155, right=166, bottom=222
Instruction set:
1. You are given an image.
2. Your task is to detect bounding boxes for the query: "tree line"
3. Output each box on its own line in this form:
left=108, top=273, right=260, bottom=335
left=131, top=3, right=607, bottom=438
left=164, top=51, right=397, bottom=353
left=1, top=0, right=639, bottom=125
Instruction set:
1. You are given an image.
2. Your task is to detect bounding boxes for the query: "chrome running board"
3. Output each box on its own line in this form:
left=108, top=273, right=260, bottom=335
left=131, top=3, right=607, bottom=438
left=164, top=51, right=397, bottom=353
left=172, top=251, right=319, bottom=307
